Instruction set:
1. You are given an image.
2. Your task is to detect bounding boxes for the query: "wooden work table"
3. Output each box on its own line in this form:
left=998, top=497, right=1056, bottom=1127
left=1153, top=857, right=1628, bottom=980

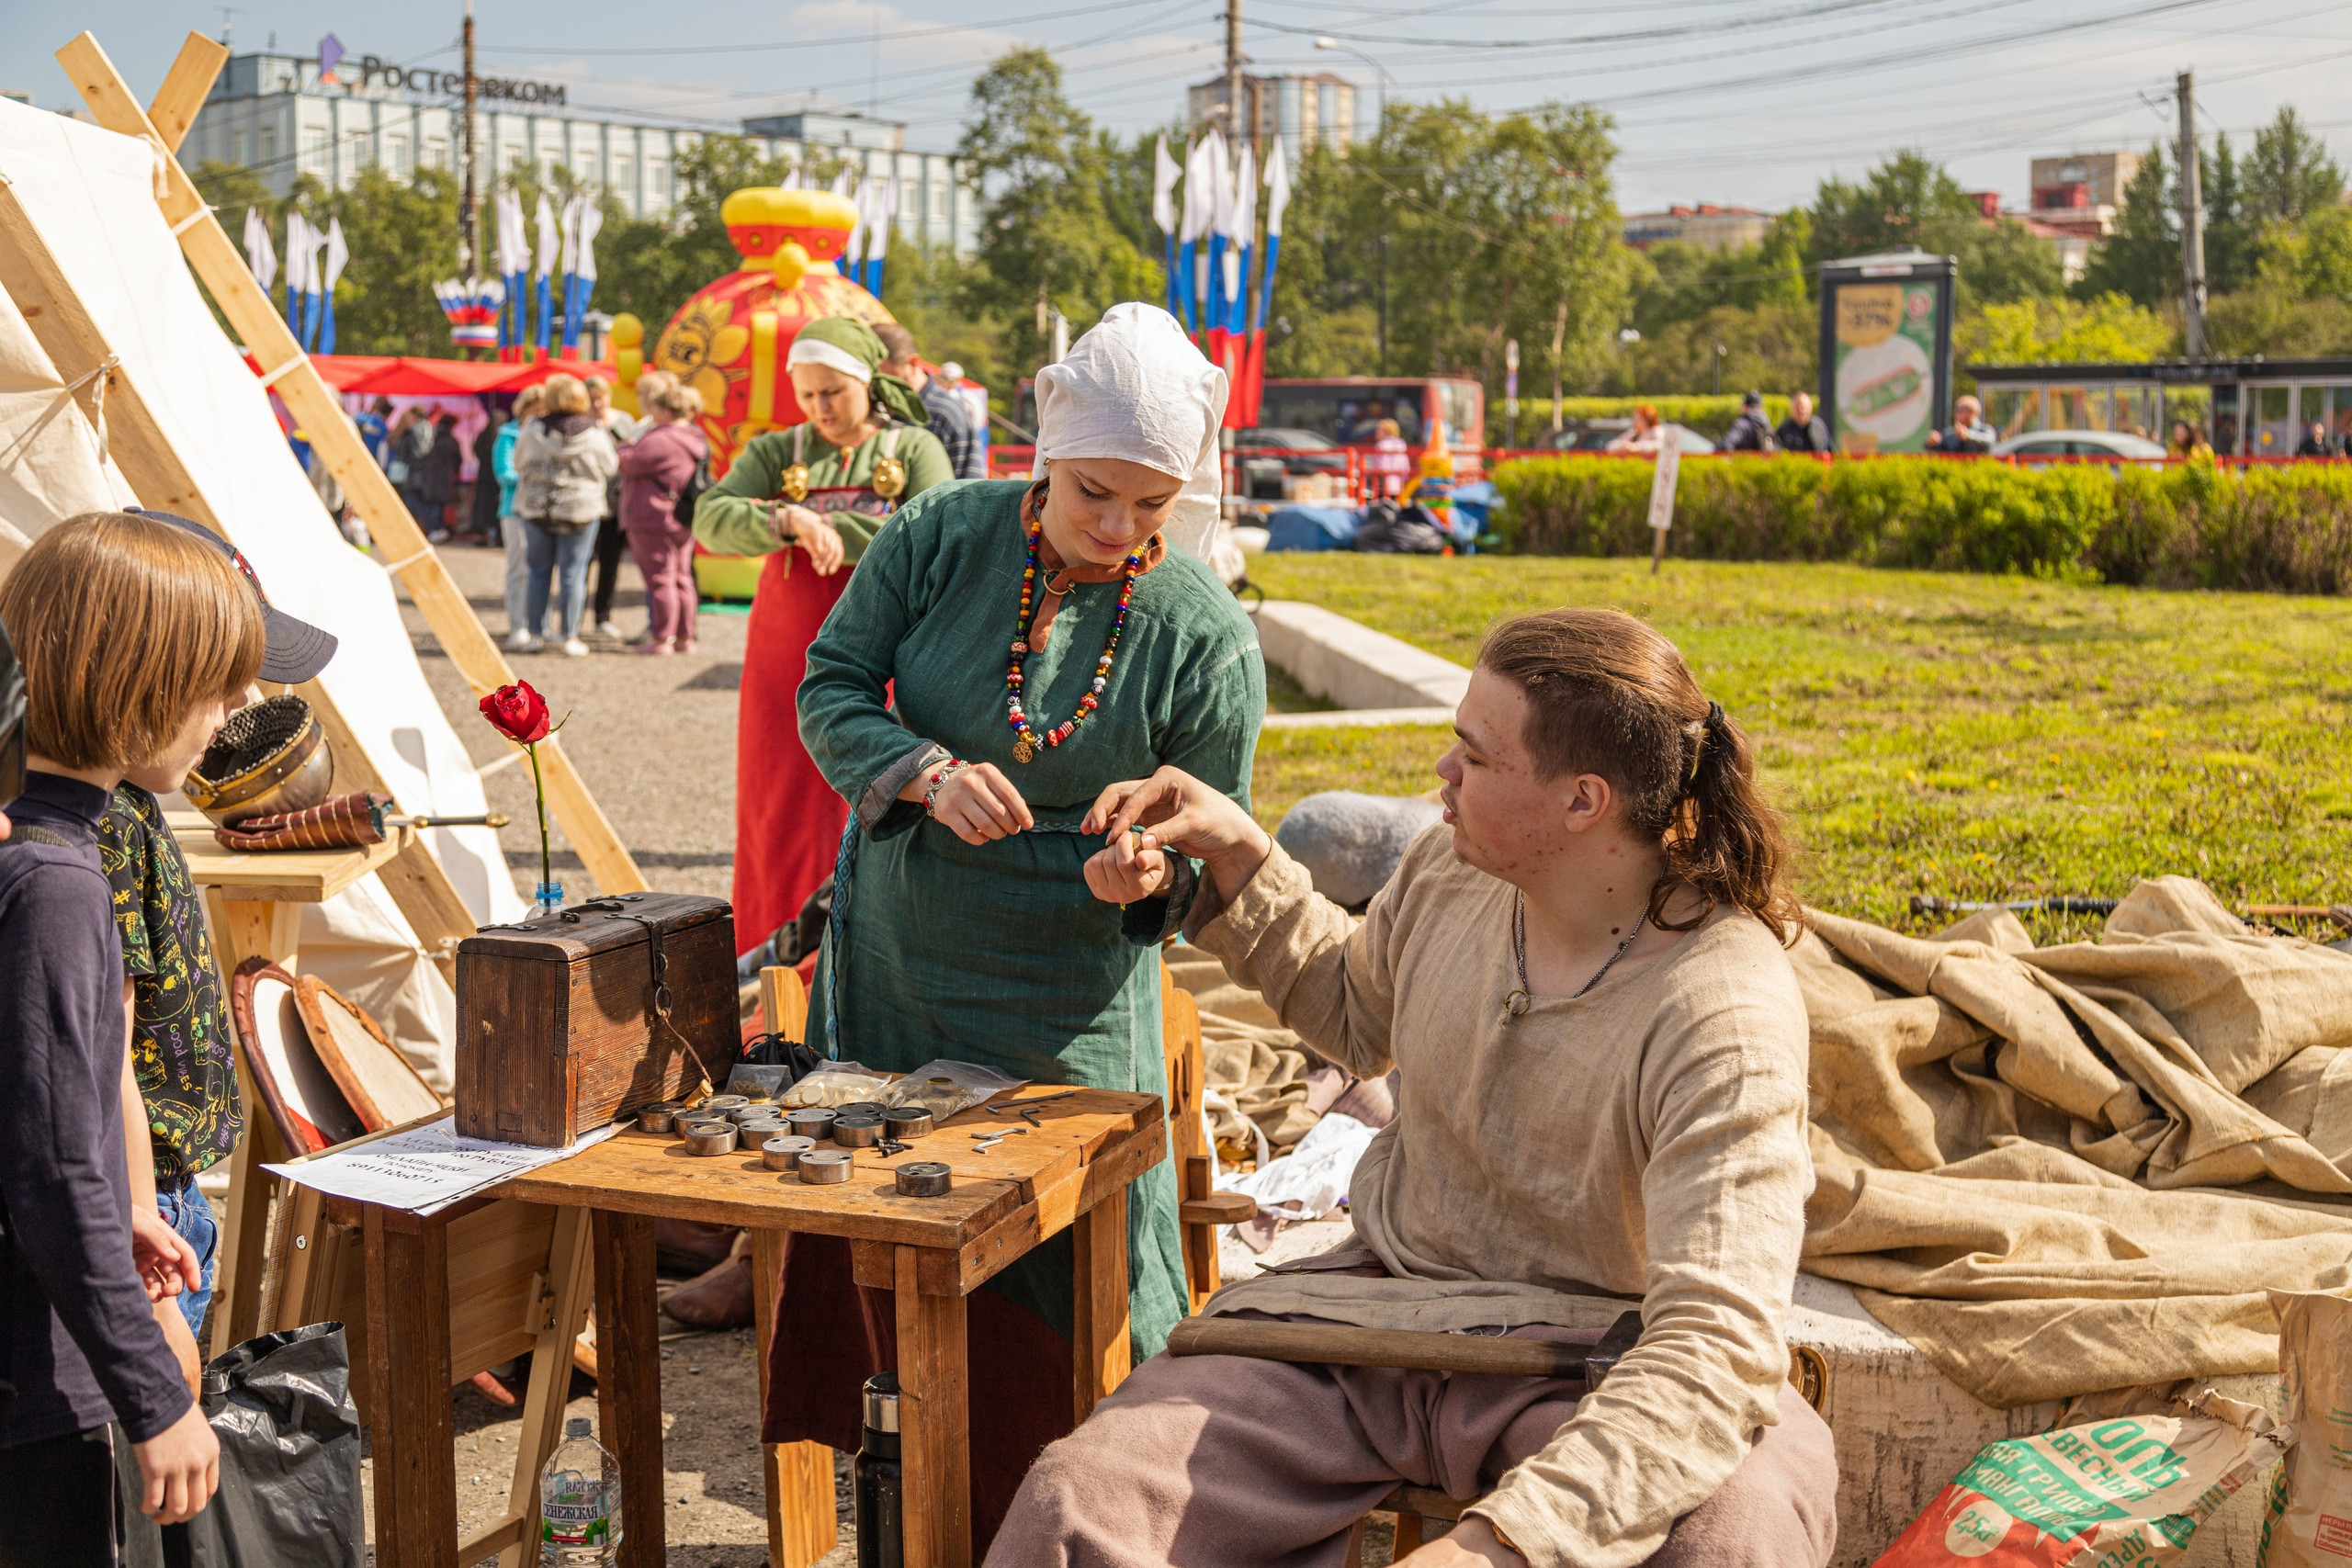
left=344, top=1083, right=1169, bottom=1568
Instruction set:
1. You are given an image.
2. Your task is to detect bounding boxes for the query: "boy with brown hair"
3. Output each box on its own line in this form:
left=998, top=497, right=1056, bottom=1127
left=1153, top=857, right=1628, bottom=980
left=0, top=512, right=266, bottom=1555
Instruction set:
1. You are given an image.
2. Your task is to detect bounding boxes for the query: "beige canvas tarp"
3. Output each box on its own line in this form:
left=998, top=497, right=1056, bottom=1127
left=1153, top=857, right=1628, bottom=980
left=1798, top=875, right=2352, bottom=1407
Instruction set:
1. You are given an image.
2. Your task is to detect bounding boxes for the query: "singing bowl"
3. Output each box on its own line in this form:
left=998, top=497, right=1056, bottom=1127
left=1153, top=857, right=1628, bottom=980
left=183, top=695, right=334, bottom=827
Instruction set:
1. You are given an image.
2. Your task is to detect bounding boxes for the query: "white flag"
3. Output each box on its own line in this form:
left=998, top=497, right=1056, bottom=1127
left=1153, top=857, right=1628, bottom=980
left=284, top=211, right=315, bottom=296
left=558, top=195, right=583, bottom=278
left=1180, top=137, right=1212, bottom=245
left=575, top=201, right=603, bottom=283
left=322, top=216, right=350, bottom=291
left=867, top=178, right=895, bottom=262
left=534, top=191, right=560, bottom=280
left=496, top=192, right=526, bottom=277
left=1263, top=135, right=1292, bottom=239
left=830, top=167, right=853, bottom=197
left=1152, top=134, right=1180, bottom=237
left=243, top=206, right=277, bottom=292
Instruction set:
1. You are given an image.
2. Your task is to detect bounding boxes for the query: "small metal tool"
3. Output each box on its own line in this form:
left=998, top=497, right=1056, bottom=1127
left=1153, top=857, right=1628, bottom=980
left=985, top=1090, right=1078, bottom=1117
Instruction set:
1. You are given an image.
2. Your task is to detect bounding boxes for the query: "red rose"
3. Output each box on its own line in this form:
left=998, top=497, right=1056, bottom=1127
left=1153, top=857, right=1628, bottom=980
left=480, top=681, right=551, bottom=744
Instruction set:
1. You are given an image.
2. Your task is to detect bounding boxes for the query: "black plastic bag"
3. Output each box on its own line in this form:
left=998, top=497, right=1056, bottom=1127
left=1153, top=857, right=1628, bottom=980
left=1352, top=502, right=1449, bottom=555
left=171, top=1323, right=362, bottom=1568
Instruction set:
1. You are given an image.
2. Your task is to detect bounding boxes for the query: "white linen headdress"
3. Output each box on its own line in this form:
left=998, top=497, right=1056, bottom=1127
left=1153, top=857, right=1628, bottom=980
left=1034, top=302, right=1227, bottom=562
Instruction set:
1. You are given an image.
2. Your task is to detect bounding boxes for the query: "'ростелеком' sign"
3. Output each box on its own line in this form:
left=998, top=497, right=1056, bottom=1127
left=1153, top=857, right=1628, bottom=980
left=354, top=56, right=567, bottom=106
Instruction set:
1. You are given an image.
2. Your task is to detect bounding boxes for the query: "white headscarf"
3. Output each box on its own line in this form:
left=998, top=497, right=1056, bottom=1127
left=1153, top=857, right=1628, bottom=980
left=1034, top=302, right=1227, bottom=563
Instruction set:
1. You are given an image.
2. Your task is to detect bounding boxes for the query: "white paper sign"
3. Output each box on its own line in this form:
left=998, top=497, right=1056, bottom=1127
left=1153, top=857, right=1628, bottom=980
left=1646, top=429, right=1682, bottom=533
left=265, top=1115, right=622, bottom=1215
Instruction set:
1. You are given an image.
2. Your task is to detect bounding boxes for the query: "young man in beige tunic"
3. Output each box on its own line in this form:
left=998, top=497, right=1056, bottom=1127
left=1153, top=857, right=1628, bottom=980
left=1002, top=608, right=1837, bottom=1568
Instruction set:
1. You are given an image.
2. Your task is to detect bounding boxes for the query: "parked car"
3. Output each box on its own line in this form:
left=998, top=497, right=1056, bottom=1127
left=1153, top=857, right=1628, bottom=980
left=1989, top=430, right=2167, bottom=466
left=1236, top=427, right=1351, bottom=475
left=1539, top=419, right=1718, bottom=455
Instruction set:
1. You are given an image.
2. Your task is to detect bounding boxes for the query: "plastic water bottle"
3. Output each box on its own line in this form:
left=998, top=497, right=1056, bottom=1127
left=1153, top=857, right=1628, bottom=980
left=539, top=1416, right=622, bottom=1566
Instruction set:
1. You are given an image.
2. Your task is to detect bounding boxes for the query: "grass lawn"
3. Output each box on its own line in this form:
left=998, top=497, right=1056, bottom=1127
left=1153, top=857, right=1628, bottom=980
left=1245, top=555, right=2352, bottom=941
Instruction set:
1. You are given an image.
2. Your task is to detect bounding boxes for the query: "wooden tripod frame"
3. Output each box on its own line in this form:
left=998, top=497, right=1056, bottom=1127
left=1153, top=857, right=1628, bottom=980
left=52, top=29, right=647, bottom=904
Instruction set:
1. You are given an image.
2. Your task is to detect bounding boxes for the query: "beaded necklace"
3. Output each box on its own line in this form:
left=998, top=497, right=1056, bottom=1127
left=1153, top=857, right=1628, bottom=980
left=1005, top=516, right=1144, bottom=763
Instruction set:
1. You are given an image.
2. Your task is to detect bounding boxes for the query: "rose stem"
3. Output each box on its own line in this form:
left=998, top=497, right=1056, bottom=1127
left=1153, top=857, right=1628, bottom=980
left=526, top=739, right=552, bottom=896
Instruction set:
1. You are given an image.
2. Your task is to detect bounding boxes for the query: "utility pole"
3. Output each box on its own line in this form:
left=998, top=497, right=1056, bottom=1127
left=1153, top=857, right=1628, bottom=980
left=1226, top=0, right=1246, bottom=151
left=2177, top=70, right=2207, bottom=358
left=460, top=0, right=480, bottom=285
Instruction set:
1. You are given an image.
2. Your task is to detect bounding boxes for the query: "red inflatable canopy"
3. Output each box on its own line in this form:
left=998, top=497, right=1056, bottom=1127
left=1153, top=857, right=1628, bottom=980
left=245, top=353, right=618, bottom=396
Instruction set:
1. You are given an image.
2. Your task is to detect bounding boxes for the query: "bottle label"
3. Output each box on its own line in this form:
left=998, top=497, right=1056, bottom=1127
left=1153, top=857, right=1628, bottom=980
left=542, top=1472, right=611, bottom=1544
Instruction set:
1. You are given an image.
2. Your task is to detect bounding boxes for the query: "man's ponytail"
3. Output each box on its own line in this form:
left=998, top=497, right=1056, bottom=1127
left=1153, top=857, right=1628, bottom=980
left=1478, top=610, right=1800, bottom=945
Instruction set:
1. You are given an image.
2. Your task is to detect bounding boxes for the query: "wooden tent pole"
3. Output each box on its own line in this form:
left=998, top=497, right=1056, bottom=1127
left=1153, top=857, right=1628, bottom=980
left=57, top=30, right=647, bottom=899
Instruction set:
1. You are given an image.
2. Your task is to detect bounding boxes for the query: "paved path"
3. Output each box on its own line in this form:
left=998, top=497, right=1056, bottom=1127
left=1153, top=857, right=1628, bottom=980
left=397, top=538, right=746, bottom=909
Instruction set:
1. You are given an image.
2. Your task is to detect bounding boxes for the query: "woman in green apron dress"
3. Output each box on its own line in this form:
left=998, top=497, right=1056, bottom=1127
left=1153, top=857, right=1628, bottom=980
left=692, top=317, right=953, bottom=960
left=762, top=304, right=1263, bottom=1545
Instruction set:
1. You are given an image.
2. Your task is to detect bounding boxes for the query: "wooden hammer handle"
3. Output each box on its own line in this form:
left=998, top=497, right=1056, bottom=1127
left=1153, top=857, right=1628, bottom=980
left=1165, top=1315, right=1594, bottom=1381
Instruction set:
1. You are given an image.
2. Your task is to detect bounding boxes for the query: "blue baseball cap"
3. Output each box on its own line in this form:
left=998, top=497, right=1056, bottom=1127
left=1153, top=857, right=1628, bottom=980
left=132, top=510, right=338, bottom=683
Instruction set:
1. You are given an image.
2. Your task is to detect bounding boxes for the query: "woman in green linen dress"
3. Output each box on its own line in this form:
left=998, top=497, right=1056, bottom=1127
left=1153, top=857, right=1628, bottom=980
left=691, top=316, right=954, bottom=963
left=762, top=304, right=1263, bottom=1541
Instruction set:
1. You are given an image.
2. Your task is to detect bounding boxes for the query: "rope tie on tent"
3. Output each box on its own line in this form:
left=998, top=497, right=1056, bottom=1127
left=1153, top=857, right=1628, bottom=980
left=381, top=546, right=435, bottom=575
left=1, top=355, right=120, bottom=477
left=167, top=204, right=214, bottom=238
left=255, top=355, right=305, bottom=389
left=139, top=135, right=172, bottom=200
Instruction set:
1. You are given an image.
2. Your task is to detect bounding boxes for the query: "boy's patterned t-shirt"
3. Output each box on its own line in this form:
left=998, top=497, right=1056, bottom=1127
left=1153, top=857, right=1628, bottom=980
left=98, top=784, right=243, bottom=1182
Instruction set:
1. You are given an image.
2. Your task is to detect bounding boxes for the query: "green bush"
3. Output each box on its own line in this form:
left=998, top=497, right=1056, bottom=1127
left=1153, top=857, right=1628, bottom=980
left=1493, top=395, right=1792, bottom=446
left=1490, top=454, right=2352, bottom=592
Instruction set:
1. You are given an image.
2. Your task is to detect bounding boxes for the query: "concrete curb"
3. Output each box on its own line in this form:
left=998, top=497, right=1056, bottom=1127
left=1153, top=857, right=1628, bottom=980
left=1250, top=600, right=1470, bottom=714
left=1261, top=706, right=1456, bottom=730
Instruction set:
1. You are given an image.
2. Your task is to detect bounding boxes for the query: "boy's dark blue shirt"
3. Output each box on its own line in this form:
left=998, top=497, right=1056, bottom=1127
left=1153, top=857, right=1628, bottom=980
left=0, top=772, right=190, bottom=1446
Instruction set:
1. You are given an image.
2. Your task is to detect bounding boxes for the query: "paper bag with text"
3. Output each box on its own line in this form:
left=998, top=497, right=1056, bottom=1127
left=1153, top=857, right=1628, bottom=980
left=2260, top=1290, right=2352, bottom=1567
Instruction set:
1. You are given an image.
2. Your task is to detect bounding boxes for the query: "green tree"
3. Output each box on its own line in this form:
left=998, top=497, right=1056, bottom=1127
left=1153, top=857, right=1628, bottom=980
left=2245, top=106, right=2345, bottom=226
left=1807, top=151, right=1973, bottom=260
left=1276, top=97, right=1630, bottom=408
left=2076, top=142, right=2177, bottom=307
left=1956, top=293, right=2172, bottom=366
left=956, top=48, right=1159, bottom=371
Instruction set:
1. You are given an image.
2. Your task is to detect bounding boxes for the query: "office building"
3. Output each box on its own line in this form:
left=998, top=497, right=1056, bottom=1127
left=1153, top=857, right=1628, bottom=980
left=184, top=50, right=979, bottom=253
left=1622, top=205, right=1774, bottom=253
left=1188, top=72, right=1358, bottom=162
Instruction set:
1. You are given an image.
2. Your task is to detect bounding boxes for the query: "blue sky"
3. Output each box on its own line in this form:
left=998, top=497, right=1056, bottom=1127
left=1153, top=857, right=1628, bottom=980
left=10, top=0, right=2350, bottom=214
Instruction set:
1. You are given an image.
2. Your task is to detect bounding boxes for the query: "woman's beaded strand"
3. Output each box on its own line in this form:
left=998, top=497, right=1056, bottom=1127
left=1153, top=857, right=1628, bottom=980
left=1005, top=517, right=1144, bottom=762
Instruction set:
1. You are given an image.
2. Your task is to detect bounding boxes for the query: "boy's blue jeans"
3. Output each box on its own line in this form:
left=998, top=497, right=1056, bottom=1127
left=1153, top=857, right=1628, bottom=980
left=153, top=1178, right=217, bottom=1337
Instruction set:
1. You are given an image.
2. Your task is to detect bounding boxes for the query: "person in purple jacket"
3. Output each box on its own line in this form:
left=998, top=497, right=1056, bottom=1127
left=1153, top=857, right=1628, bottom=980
left=0, top=512, right=267, bottom=1558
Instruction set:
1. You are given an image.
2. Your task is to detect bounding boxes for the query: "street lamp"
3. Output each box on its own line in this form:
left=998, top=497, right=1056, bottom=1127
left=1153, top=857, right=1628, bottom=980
left=1313, top=37, right=1391, bottom=136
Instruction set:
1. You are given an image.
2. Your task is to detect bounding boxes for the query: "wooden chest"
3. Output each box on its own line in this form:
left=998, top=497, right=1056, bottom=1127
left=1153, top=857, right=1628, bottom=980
left=455, top=893, right=738, bottom=1147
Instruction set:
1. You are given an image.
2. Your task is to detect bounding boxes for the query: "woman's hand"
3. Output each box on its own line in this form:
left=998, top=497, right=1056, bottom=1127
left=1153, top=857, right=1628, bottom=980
left=129, top=1205, right=199, bottom=1303
left=778, top=504, right=846, bottom=576
left=925, top=762, right=1035, bottom=844
left=1082, top=767, right=1271, bottom=905
left=1396, top=1519, right=1526, bottom=1567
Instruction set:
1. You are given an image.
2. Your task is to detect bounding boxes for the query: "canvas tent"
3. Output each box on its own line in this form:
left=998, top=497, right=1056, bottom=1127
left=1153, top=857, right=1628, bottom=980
left=0, top=96, right=520, bottom=1078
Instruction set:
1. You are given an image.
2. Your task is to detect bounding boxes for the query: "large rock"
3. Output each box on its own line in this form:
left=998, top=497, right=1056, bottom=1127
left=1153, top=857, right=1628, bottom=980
left=1274, top=791, right=1442, bottom=909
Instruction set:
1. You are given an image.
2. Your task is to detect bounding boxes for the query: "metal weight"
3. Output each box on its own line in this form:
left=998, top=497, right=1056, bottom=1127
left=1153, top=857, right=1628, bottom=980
left=682, top=1122, right=739, bottom=1156
left=763, top=1134, right=816, bottom=1172
left=881, top=1107, right=933, bottom=1141
left=895, top=1162, right=952, bottom=1198
left=832, top=1114, right=885, bottom=1148
left=797, top=1149, right=854, bottom=1185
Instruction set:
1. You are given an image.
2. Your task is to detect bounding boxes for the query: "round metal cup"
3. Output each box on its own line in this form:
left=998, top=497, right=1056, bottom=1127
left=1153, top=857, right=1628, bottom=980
left=797, top=1149, right=854, bottom=1185
left=675, top=1114, right=731, bottom=1141
left=836, top=1101, right=888, bottom=1120
left=881, top=1107, right=933, bottom=1141
left=786, top=1108, right=839, bottom=1141
left=699, top=1095, right=750, bottom=1115
left=636, top=1102, right=684, bottom=1134
left=681, top=1122, right=738, bottom=1156
left=895, top=1161, right=953, bottom=1198
left=726, top=1103, right=773, bottom=1124
left=763, top=1134, right=816, bottom=1172
left=737, top=1122, right=789, bottom=1145
left=832, top=1115, right=884, bottom=1149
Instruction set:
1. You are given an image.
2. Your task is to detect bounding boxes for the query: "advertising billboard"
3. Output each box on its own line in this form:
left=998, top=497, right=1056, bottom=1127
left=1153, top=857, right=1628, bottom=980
left=1817, top=254, right=1956, bottom=455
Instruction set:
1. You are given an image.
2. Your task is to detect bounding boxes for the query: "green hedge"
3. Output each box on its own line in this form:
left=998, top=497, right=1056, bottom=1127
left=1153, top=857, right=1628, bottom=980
left=1493, top=395, right=1792, bottom=446
left=1489, top=455, right=2352, bottom=592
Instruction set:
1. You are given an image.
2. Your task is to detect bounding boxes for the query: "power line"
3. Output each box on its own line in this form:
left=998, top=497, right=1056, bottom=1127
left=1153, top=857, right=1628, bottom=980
left=1248, top=0, right=1913, bottom=51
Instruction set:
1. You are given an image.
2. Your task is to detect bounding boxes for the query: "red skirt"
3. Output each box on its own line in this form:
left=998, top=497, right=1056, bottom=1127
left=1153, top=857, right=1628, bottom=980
left=731, top=550, right=852, bottom=957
